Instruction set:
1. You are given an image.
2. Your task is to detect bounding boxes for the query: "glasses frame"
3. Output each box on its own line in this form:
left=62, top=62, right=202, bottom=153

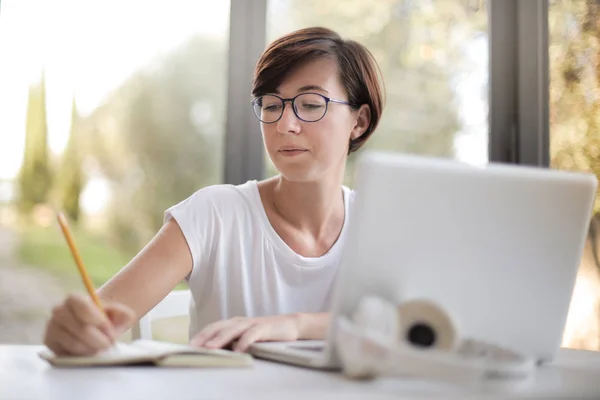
left=251, top=92, right=355, bottom=124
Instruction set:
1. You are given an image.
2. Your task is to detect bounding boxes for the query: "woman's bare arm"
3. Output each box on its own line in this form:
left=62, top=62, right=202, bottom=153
left=98, top=218, right=193, bottom=333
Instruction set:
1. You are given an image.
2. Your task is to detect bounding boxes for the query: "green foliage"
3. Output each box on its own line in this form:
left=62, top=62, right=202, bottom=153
left=17, top=74, right=52, bottom=214
left=17, top=225, right=135, bottom=288
left=82, top=36, right=227, bottom=252
left=550, top=0, right=600, bottom=215
left=57, top=99, right=85, bottom=223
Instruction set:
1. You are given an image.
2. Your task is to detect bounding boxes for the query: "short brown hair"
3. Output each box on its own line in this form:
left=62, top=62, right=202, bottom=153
left=252, top=27, right=385, bottom=154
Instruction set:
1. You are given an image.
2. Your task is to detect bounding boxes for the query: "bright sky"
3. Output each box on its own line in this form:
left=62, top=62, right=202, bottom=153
left=0, top=0, right=229, bottom=211
left=0, top=0, right=229, bottom=176
left=453, top=34, right=489, bottom=166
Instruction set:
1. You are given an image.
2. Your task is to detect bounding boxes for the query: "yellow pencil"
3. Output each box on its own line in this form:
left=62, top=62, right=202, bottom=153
left=56, top=212, right=105, bottom=313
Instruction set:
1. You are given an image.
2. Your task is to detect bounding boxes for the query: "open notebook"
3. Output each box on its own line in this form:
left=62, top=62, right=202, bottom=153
left=39, top=339, right=253, bottom=368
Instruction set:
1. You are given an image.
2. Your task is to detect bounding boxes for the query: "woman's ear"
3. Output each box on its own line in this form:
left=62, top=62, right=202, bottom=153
left=350, top=104, right=372, bottom=140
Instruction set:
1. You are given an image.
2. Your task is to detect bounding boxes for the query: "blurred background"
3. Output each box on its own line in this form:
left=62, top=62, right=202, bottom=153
left=0, top=0, right=599, bottom=349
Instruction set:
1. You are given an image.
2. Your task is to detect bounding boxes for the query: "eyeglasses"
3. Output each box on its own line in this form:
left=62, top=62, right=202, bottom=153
left=251, top=92, right=355, bottom=124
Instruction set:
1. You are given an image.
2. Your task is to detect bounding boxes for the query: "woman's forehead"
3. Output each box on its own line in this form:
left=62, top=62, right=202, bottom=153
left=276, top=58, right=343, bottom=95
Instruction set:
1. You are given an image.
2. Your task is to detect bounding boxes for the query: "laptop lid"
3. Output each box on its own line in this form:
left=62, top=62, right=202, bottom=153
left=328, top=151, right=597, bottom=362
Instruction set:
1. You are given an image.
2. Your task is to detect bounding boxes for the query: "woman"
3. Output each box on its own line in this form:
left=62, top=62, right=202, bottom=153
left=43, top=26, right=384, bottom=355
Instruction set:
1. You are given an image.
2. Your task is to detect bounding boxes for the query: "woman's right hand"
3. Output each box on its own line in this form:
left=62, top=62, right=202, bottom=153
left=43, top=293, right=136, bottom=356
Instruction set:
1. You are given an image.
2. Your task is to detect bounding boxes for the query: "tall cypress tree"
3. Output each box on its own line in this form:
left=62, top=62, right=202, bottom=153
left=58, top=98, right=85, bottom=223
left=17, top=73, right=52, bottom=214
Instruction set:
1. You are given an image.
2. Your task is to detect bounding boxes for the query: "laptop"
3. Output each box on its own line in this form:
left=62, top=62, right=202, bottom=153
left=249, top=151, right=598, bottom=369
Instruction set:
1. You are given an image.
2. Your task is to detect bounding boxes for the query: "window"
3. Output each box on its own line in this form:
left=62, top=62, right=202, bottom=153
left=0, top=0, right=230, bottom=344
left=264, top=0, right=489, bottom=183
left=0, top=0, right=229, bottom=255
left=548, top=0, right=600, bottom=351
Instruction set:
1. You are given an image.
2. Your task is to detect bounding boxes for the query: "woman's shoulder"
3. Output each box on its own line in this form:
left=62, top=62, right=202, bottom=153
left=181, top=180, right=259, bottom=212
left=165, top=180, right=260, bottom=233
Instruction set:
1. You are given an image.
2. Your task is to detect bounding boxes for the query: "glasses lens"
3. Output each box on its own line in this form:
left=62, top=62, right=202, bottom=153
left=253, top=95, right=283, bottom=123
left=294, top=93, right=327, bottom=122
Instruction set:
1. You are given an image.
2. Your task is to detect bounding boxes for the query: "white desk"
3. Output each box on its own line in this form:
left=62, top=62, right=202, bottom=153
left=1, top=345, right=600, bottom=400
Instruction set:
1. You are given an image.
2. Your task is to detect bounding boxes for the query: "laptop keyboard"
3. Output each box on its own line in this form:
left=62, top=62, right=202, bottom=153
left=288, top=343, right=325, bottom=352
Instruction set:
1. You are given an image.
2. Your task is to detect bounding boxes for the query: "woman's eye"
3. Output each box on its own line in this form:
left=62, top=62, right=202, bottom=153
left=301, top=103, right=324, bottom=110
left=264, top=104, right=282, bottom=112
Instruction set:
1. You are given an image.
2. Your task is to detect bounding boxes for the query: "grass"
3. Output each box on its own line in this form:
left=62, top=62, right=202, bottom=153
left=17, top=225, right=136, bottom=288
left=15, top=223, right=189, bottom=344
left=17, top=224, right=188, bottom=290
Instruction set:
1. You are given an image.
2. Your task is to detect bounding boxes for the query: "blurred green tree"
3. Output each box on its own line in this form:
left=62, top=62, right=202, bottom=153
left=17, top=73, right=52, bottom=215
left=549, top=0, right=600, bottom=351
left=57, top=98, right=85, bottom=223
left=550, top=0, right=600, bottom=216
left=82, top=36, right=226, bottom=252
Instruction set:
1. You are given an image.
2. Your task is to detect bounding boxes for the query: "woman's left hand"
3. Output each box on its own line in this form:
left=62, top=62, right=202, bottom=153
left=189, top=314, right=302, bottom=352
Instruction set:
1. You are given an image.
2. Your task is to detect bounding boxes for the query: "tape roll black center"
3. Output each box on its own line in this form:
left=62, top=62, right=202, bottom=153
left=407, top=323, right=437, bottom=348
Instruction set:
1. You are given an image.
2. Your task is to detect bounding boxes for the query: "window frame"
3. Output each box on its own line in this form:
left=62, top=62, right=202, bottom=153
left=489, top=0, right=550, bottom=167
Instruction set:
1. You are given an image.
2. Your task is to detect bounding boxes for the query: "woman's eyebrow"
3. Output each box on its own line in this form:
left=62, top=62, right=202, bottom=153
left=268, top=85, right=330, bottom=95
left=297, top=85, right=330, bottom=93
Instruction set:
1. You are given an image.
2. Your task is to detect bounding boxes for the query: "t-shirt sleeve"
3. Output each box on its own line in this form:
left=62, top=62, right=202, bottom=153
left=164, top=187, right=218, bottom=281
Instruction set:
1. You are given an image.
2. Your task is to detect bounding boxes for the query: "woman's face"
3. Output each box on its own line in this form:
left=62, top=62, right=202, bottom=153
left=260, top=57, right=368, bottom=183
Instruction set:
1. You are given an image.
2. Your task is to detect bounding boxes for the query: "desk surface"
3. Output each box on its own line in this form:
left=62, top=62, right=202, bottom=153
left=2, top=345, right=600, bottom=400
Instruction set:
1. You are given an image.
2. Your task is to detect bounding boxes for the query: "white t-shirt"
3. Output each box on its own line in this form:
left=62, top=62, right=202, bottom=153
left=164, top=180, right=354, bottom=338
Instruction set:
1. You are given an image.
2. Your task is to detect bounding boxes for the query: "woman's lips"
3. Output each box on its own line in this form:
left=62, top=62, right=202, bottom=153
left=279, top=148, right=308, bottom=156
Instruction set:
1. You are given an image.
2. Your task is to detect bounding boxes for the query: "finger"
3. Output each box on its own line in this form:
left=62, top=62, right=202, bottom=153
left=190, top=319, right=238, bottom=347
left=204, top=322, right=254, bottom=349
left=234, top=325, right=266, bottom=353
left=104, top=303, right=136, bottom=333
left=66, top=294, right=111, bottom=331
left=44, top=334, right=71, bottom=357
left=53, top=305, right=113, bottom=350
left=50, top=320, right=96, bottom=356
left=44, top=320, right=66, bottom=355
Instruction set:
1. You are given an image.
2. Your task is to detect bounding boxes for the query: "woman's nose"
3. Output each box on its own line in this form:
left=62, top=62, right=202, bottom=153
left=276, top=102, right=301, bottom=135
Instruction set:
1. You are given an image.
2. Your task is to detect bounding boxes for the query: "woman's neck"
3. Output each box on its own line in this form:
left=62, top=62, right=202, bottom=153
left=269, top=173, right=346, bottom=239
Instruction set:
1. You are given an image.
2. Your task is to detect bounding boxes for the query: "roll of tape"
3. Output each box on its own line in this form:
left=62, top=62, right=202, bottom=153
left=337, top=295, right=537, bottom=385
left=397, top=299, right=458, bottom=351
